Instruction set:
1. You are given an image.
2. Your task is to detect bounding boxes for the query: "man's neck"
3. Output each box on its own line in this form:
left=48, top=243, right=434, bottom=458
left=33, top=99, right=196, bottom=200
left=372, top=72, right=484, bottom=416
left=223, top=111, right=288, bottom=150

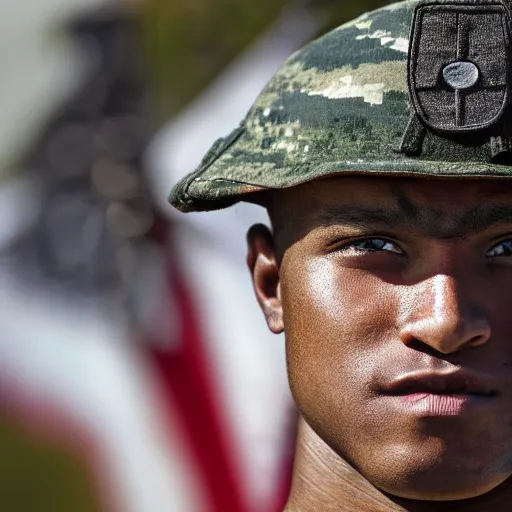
left=285, top=418, right=512, bottom=512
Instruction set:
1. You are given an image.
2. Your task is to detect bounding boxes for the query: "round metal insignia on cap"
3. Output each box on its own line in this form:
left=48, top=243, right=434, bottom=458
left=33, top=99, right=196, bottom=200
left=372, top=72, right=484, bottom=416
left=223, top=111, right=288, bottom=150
left=442, top=61, right=480, bottom=90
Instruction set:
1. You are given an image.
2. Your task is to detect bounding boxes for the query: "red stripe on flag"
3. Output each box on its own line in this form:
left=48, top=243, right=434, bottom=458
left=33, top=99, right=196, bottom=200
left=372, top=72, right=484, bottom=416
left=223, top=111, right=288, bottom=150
left=145, top=218, right=246, bottom=512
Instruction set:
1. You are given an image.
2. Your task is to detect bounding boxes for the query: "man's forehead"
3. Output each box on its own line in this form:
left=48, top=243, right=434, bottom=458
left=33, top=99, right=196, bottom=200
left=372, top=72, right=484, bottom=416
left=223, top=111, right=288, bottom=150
left=276, top=175, right=512, bottom=213
left=270, top=176, right=512, bottom=242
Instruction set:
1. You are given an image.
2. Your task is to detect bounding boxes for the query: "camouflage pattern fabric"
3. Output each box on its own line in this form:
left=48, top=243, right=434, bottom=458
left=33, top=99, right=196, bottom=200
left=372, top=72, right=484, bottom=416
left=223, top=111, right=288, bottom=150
left=170, top=0, right=512, bottom=213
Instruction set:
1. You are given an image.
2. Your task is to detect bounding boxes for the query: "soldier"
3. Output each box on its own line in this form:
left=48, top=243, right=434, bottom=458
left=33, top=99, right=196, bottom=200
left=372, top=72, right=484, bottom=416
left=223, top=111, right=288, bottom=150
left=170, top=0, right=512, bottom=510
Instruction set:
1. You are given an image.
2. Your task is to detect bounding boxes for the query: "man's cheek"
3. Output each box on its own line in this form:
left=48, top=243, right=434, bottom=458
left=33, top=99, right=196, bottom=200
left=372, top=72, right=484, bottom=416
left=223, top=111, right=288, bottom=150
left=282, top=257, right=396, bottom=339
left=283, top=258, right=357, bottom=319
left=282, top=258, right=393, bottom=387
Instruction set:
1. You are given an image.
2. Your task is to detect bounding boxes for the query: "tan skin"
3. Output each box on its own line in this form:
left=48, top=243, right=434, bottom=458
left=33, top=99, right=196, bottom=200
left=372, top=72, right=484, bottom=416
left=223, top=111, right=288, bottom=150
left=247, top=176, right=512, bottom=511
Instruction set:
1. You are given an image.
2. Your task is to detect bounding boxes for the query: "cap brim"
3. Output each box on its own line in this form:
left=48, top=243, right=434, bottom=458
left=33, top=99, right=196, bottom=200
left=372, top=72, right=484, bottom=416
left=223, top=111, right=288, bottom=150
left=169, top=158, right=512, bottom=213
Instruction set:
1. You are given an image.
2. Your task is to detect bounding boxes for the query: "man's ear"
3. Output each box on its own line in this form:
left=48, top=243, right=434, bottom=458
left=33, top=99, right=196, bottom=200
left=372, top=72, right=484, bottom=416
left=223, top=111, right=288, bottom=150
left=247, top=224, right=284, bottom=334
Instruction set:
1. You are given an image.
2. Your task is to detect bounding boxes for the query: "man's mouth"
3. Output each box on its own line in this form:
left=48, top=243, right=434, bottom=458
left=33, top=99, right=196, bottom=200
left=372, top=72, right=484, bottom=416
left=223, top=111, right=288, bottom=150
left=381, top=370, right=498, bottom=417
left=384, top=370, right=497, bottom=397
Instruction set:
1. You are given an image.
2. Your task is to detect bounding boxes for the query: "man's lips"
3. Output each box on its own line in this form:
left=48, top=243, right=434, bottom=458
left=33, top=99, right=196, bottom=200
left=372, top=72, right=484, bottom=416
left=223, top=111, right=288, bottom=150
left=382, top=370, right=498, bottom=398
left=380, top=370, right=498, bottom=417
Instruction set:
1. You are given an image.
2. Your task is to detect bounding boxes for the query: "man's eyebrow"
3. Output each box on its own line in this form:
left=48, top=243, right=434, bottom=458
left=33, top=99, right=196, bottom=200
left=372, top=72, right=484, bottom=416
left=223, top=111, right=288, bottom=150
left=313, top=201, right=512, bottom=239
left=314, top=206, right=402, bottom=228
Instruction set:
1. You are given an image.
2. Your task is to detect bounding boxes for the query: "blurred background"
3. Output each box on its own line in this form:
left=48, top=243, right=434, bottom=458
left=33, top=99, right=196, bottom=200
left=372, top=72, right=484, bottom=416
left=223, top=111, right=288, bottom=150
left=0, top=0, right=391, bottom=511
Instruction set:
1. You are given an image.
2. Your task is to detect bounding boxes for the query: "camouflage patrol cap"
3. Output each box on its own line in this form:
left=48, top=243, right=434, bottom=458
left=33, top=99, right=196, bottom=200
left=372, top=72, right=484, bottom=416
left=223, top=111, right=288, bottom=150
left=170, top=0, right=512, bottom=213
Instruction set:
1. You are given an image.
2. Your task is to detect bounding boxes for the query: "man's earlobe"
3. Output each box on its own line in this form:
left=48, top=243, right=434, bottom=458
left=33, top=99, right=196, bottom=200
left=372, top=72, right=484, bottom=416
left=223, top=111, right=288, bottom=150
left=247, top=224, right=284, bottom=334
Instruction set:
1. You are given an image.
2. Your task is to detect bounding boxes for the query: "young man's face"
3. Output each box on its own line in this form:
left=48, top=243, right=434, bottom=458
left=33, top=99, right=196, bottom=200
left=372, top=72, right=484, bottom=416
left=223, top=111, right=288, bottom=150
left=248, top=176, right=512, bottom=502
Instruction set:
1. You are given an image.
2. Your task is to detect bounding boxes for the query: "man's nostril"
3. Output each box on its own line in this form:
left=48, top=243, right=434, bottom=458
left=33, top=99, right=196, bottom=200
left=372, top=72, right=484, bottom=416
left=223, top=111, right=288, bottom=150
left=402, top=336, right=448, bottom=358
left=468, top=335, right=485, bottom=347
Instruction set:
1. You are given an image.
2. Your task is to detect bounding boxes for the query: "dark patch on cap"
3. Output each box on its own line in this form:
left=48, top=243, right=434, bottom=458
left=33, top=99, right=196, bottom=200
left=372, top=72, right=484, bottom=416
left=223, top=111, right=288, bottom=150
left=407, top=0, right=511, bottom=133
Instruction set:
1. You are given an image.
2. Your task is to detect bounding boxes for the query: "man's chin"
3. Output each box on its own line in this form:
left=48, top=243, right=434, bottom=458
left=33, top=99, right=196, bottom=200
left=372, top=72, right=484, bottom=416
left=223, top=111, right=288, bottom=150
left=382, top=478, right=507, bottom=502
left=373, top=463, right=511, bottom=502
left=350, top=439, right=512, bottom=503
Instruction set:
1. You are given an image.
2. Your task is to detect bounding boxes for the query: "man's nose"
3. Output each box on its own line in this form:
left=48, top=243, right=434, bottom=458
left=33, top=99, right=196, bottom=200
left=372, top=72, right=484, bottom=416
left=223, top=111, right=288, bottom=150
left=399, top=274, right=491, bottom=355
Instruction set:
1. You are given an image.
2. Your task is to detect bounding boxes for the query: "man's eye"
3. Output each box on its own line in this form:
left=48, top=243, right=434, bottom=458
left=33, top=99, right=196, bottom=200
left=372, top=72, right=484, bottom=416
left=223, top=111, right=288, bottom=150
left=487, top=240, right=512, bottom=257
left=339, top=238, right=402, bottom=254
